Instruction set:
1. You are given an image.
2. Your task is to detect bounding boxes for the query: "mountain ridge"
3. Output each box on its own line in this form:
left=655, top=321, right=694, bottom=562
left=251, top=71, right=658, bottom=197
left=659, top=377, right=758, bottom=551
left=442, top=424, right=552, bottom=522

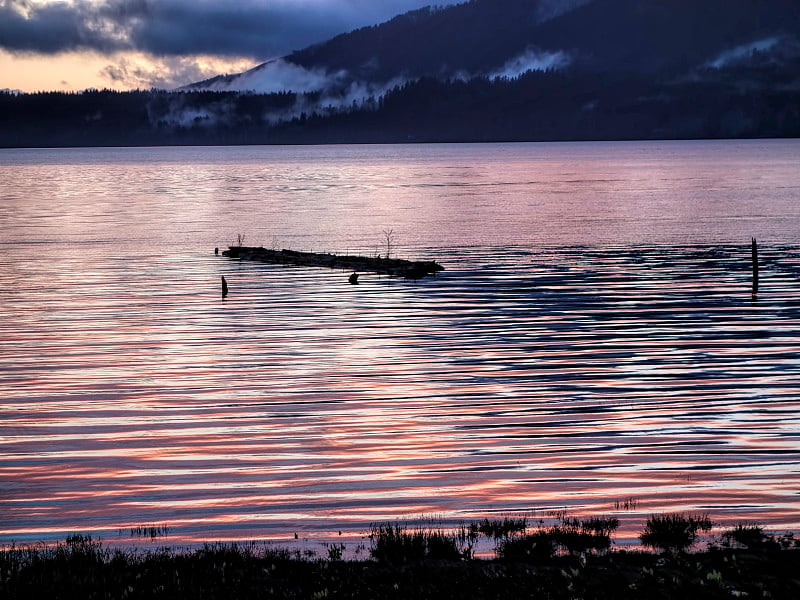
left=187, top=0, right=800, bottom=93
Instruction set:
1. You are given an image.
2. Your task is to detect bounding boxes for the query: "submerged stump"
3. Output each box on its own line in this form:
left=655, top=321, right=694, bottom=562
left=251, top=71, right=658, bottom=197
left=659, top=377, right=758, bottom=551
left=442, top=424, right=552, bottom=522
left=221, top=246, right=444, bottom=279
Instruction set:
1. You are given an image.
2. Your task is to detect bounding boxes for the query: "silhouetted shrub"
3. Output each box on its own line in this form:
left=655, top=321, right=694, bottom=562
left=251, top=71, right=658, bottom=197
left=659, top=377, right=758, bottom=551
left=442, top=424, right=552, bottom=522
left=577, top=516, right=620, bottom=538
left=494, top=515, right=619, bottom=560
left=640, top=513, right=712, bottom=552
left=496, top=531, right=556, bottom=562
left=369, top=523, right=470, bottom=563
left=554, top=517, right=619, bottom=553
left=721, top=523, right=767, bottom=549
left=477, top=517, right=528, bottom=539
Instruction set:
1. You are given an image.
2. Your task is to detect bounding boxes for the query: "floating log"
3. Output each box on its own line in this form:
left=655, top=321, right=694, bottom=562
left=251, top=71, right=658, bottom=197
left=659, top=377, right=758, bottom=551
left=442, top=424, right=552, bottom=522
left=221, top=246, right=444, bottom=279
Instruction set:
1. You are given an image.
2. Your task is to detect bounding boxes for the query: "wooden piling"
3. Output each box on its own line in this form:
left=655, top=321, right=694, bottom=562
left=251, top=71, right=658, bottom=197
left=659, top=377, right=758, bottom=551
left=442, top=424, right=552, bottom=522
left=751, top=237, right=758, bottom=296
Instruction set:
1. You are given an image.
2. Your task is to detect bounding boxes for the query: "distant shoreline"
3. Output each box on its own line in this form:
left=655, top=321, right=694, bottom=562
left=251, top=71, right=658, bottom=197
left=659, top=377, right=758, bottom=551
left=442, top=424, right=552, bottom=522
left=2, top=134, right=798, bottom=151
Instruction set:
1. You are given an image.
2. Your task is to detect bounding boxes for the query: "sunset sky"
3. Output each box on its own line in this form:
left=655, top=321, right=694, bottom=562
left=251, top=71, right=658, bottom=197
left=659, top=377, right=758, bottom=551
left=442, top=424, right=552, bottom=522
left=0, top=0, right=460, bottom=92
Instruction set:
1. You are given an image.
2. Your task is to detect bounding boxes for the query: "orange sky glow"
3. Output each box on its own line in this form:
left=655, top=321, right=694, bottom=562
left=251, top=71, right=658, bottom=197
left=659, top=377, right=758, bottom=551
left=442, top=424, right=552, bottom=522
left=0, top=49, right=256, bottom=93
left=0, top=0, right=455, bottom=93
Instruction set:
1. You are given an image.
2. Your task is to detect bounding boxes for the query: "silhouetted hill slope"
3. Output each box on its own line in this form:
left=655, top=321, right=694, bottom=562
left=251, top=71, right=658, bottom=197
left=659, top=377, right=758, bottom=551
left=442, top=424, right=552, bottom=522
left=286, top=0, right=800, bottom=80
left=288, top=0, right=585, bottom=81
left=532, top=0, right=800, bottom=73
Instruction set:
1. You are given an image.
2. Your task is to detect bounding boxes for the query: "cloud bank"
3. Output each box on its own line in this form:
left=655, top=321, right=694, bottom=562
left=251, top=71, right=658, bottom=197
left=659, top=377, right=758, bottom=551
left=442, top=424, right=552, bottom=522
left=0, top=0, right=461, bottom=59
left=101, top=54, right=255, bottom=90
left=174, top=44, right=573, bottom=130
left=706, top=37, right=781, bottom=69
left=193, top=59, right=348, bottom=94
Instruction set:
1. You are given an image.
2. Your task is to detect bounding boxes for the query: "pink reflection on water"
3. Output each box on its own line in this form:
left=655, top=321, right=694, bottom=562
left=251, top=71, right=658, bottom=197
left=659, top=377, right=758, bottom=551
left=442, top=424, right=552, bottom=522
left=2, top=212, right=800, bottom=545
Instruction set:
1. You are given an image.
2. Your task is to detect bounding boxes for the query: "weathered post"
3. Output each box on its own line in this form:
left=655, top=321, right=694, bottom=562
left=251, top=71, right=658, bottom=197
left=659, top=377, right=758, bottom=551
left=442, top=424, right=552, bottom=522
left=221, top=275, right=229, bottom=298
left=751, top=237, right=759, bottom=297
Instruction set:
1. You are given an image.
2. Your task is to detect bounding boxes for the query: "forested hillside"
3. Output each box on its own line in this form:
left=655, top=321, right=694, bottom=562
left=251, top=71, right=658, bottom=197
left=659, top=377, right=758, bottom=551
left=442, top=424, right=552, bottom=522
left=3, top=66, right=799, bottom=148
left=286, top=0, right=800, bottom=80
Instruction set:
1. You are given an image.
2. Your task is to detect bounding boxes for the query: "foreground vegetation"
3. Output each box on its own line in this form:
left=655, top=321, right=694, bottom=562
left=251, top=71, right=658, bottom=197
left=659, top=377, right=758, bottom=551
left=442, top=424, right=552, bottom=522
left=2, top=514, right=799, bottom=599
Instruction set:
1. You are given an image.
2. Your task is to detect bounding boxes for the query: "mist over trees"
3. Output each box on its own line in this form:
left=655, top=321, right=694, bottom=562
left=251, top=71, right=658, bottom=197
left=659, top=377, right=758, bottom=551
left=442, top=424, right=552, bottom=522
left=2, top=65, right=798, bottom=148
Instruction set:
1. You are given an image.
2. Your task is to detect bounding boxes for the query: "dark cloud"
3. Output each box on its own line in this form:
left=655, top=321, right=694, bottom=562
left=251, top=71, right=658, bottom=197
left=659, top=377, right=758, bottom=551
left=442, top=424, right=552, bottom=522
left=0, top=0, right=120, bottom=54
left=0, top=0, right=461, bottom=59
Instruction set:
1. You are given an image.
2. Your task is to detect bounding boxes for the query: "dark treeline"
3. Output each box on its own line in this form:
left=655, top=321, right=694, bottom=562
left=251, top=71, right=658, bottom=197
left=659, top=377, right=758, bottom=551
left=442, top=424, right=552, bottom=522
left=2, top=66, right=799, bottom=148
left=0, top=89, right=299, bottom=147
left=307, top=70, right=800, bottom=143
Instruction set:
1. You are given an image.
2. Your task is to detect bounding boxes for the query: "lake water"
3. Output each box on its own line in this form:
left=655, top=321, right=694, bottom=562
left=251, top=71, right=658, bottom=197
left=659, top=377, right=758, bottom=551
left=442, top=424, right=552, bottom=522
left=1, top=140, right=799, bottom=550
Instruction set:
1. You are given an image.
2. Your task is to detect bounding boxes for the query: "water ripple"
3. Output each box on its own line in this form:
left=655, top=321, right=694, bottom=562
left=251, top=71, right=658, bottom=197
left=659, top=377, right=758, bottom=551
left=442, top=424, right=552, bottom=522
left=1, top=243, right=799, bottom=546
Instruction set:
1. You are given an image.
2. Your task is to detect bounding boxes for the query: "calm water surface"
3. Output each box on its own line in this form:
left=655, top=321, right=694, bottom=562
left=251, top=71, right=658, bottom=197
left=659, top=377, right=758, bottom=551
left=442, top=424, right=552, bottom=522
left=1, top=140, right=799, bottom=549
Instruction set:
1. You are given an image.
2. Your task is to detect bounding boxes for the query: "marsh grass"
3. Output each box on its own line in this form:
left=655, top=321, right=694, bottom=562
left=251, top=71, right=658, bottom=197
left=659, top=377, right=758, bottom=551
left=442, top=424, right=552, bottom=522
left=640, top=512, right=712, bottom=552
left=368, top=521, right=475, bottom=563
left=720, top=523, right=767, bottom=549
left=3, top=515, right=800, bottom=599
left=614, top=496, right=639, bottom=511
left=127, top=524, right=170, bottom=540
left=494, top=515, right=619, bottom=560
left=717, top=523, right=799, bottom=552
left=326, top=543, right=345, bottom=561
left=476, top=516, right=528, bottom=539
left=496, top=530, right=557, bottom=562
